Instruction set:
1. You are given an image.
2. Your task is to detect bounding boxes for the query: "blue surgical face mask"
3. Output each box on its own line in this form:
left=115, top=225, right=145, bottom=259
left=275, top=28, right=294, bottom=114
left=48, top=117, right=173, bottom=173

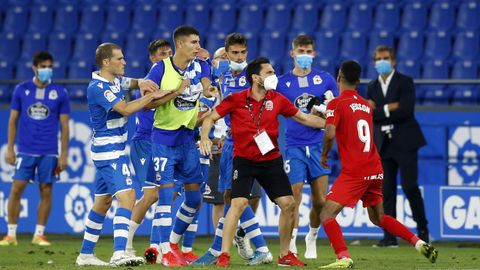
left=375, top=60, right=392, bottom=76
left=295, top=54, right=314, bottom=70
left=229, top=60, right=247, bottom=71
left=37, top=68, right=53, bottom=83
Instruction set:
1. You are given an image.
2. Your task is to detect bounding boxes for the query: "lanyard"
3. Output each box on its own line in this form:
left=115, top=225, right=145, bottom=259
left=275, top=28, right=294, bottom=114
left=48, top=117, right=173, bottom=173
left=246, top=97, right=267, bottom=132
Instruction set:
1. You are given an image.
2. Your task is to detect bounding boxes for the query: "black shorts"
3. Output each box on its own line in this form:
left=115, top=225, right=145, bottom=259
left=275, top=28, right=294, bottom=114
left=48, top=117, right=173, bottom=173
left=231, top=156, right=293, bottom=202
left=203, top=154, right=224, bottom=205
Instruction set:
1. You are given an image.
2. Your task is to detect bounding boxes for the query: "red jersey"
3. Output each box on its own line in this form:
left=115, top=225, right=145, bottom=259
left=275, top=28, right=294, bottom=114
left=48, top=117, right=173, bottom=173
left=325, top=90, right=383, bottom=178
left=215, top=88, right=299, bottom=161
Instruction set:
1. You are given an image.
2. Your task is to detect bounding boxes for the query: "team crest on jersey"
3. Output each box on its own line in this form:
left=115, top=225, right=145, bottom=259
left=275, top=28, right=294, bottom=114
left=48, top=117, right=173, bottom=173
left=48, top=90, right=58, bottom=100
left=265, top=100, right=274, bottom=111
left=239, top=76, right=247, bottom=87
left=28, top=102, right=50, bottom=120
left=313, top=75, right=322, bottom=85
left=104, top=90, right=116, bottom=102
left=126, top=177, right=132, bottom=185
left=294, top=93, right=315, bottom=111
left=156, top=172, right=161, bottom=181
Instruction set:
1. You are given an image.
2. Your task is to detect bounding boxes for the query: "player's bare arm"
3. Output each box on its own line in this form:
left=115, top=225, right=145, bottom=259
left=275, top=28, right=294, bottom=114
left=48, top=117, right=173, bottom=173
left=56, top=114, right=70, bottom=174
left=291, top=110, right=325, bottom=129
left=112, top=92, right=161, bottom=116
left=6, top=109, right=19, bottom=166
left=144, top=78, right=190, bottom=109
left=321, top=124, right=336, bottom=168
left=199, top=109, right=221, bottom=156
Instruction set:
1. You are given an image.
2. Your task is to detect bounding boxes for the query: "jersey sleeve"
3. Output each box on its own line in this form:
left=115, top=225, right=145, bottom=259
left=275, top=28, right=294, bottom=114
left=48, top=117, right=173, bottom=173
left=278, top=93, right=299, bottom=117
left=10, top=85, right=22, bottom=111
left=215, top=94, right=235, bottom=117
left=145, top=61, right=165, bottom=86
left=199, top=60, right=211, bottom=79
left=59, top=88, right=71, bottom=115
left=93, top=84, right=122, bottom=111
left=325, top=99, right=341, bottom=127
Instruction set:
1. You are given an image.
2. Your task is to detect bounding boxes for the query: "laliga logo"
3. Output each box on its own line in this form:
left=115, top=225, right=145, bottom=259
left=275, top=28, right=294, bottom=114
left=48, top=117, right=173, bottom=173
left=448, top=127, right=480, bottom=185
left=60, top=119, right=95, bottom=183
left=65, top=184, right=93, bottom=232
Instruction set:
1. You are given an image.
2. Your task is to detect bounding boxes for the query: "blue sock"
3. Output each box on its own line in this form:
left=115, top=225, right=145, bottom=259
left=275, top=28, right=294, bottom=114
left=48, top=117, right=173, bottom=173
left=170, top=190, right=201, bottom=244
left=209, top=204, right=230, bottom=256
left=239, top=206, right=268, bottom=252
left=182, top=210, right=200, bottom=252
left=113, top=208, right=131, bottom=252
left=80, top=210, right=105, bottom=254
left=158, top=186, right=174, bottom=253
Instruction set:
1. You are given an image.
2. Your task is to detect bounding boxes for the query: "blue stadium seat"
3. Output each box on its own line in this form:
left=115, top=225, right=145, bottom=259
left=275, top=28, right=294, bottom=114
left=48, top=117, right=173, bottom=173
left=365, top=63, right=377, bottom=79
left=320, top=3, right=347, bottom=33
left=368, top=30, right=394, bottom=58
left=53, top=4, right=79, bottom=35
left=452, top=31, right=479, bottom=61
left=265, top=3, right=291, bottom=33
left=210, top=3, right=236, bottom=33
left=151, top=27, right=172, bottom=43
left=401, top=1, right=427, bottom=32
left=373, top=2, right=399, bottom=32
left=396, top=59, right=421, bottom=78
left=101, top=31, right=125, bottom=48
left=28, top=4, right=53, bottom=34
left=450, top=85, right=479, bottom=105
left=48, top=32, right=72, bottom=63
left=0, top=32, right=21, bottom=63
left=79, top=4, right=105, bottom=35
left=68, top=59, right=93, bottom=79
left=259, top=31, right=286, bottom=61
left=72, top=32, right=99, bottom=59
left=0, top=60, right=14, bottom=79
left=21, top=32, right=47, bottom=59
left=109, top=0, right=134, bottom=5
left=125, top=58, right=147, bottom=78
left=451, top=60, right=478, bottom=79
left=340, top=31, right=367, bottom=62
left=457, top=1, right=480, bottom=31
left=105, top=4, right=131, bottom=34
left=240, top=31, right=259, bottom=58
left=132, top=4, right=157, bottom=35
left=125, top=32, right=150, bottom=60
left=314, top=58, right=337, bottom=77
left=206, top=31, right=228, bottom=56
left=347, top=3, right=373, bottom=34
left=34, top=0, right=59, bottom=5
left=8, top=0, right=31, bottom=6
left=315, top=30, right=340, bottom=61
left=185, top=2, right=209, bottom=34
left=15, top=58, right=34, bottom=80
left=67, top=84, right=88, bottom=102
left=415, top=86, right=425, bottom=104
left=424, top=31, right=452, bottom=60
left=157, top=2, right=184, bottom=32
left=0, top=84, right=12, bottom=103
left=3, top=5, right=29, bottom=35
left=422, top=59, right=449, bottom=79
left=428, top=1, right=455, bottom=31
left=237, top=3, right=264, bottom=34
left=292, top=2, right=319, bottom=33
left=422, top=85, right=451, bottom=105
left=58, top=0, right=80, bottom=4
left=397, top=31, right=424, bottom=61
left=53, top=60, right=67, bottom=79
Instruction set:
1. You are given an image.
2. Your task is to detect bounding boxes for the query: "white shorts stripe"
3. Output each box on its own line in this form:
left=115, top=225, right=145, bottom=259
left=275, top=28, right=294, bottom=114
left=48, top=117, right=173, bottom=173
left=114, top=229, right=129, bottom=238
left=245, top=228, right=262, bottom=240
left=84, top=232, right=100, bottom=242
left=85, top=219, right=103, bottom=230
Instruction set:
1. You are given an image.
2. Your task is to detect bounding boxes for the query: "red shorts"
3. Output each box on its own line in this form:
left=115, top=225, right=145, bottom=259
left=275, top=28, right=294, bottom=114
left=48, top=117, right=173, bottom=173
left=327, top=173, right=383, bottom=208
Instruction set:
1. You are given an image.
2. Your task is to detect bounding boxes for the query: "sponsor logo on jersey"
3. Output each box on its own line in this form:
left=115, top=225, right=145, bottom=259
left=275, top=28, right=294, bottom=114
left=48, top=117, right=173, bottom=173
left=294, top=93, right=315, bottom=111
left=28, top=102, right=50, bottom=120
left=174, top=96, right=197, bottom=111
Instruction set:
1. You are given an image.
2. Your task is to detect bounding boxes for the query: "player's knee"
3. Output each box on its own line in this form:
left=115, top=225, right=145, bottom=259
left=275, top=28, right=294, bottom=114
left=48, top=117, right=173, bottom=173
left=231, top=198, right=248, bottom=212
left=39, top=184, right=52, bottom=197
left=280, top=199, right=296, bottom=214
left=184, top=190, right=201, bottom=209
left=311, top=201, right=323, bottom=213
left=369, top=213, right=383, bottom=226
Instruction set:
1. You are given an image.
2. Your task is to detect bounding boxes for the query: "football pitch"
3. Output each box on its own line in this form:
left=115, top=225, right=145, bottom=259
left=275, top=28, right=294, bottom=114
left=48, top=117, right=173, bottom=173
left=0, top=235, right=478, bottom=269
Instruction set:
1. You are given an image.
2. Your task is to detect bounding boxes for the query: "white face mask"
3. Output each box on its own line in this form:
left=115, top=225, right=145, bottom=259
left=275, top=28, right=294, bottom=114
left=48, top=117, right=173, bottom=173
left=229, top=60, right=247, bottom=71
left=262, top=74, right=278, bottom=90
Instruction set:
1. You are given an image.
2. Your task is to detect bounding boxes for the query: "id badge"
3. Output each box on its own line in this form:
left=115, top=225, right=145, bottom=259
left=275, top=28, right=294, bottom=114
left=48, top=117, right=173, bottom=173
left=253, top=129, right=275, bottom=155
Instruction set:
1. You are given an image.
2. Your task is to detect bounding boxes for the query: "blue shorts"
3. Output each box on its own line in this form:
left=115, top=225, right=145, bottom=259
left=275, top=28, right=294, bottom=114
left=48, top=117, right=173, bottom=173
left=219, top=143, right=233, bottom=193
left=284, top=143, right=331, bottom=184
left=174, top=152, right=209, bottom=195
left=130, top=139, right=157, bottom=188
left=94, top=155, right=135, bottom=196
left=13, top=154, right=58, bottom=184
left=149, top=141, right=203, bottom=186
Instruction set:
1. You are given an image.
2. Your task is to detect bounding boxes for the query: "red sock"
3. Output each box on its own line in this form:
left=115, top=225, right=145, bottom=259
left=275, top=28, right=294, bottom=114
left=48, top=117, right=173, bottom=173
left=379, top=215, right=420, bottom=246
left=323, top=218, right=350, bottom=259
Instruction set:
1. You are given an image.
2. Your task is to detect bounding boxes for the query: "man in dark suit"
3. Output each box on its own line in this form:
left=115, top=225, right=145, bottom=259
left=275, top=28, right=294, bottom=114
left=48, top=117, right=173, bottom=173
left=367, top=45, right=429, bottom=247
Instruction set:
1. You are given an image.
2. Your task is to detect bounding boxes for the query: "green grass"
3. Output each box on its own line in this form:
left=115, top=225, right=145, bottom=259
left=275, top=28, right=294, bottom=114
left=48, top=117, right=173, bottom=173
left=0, top=234, right=478, bottom=269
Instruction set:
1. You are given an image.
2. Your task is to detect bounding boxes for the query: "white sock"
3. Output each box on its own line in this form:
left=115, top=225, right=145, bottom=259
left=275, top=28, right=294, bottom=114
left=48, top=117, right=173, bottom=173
left=7, top=224, right=17, bottom=238
left=307, top=226, right=320, bottom=240
left=126, top=221, right=140, bottom=250
left=290, top=228, right=298, bottom=252
left=34, top=225, right=45, bottom=236
left=257, top=246, right=269, bottom=253
left=415, top=240, right=426, bottom=252
left=208, top=248, right=220, bottom=257
left=161, top=242, right=171, bottom=254
left=291, top=228, right=298, bottom=241
left=182, top=247, right=192, bottom=253
left=150, top=243, right=160, bottom=251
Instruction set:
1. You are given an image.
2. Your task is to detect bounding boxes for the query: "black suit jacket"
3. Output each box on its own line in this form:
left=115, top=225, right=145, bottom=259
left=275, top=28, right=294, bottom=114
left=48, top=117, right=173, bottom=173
left=366, top=71, right=426, bottom=155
